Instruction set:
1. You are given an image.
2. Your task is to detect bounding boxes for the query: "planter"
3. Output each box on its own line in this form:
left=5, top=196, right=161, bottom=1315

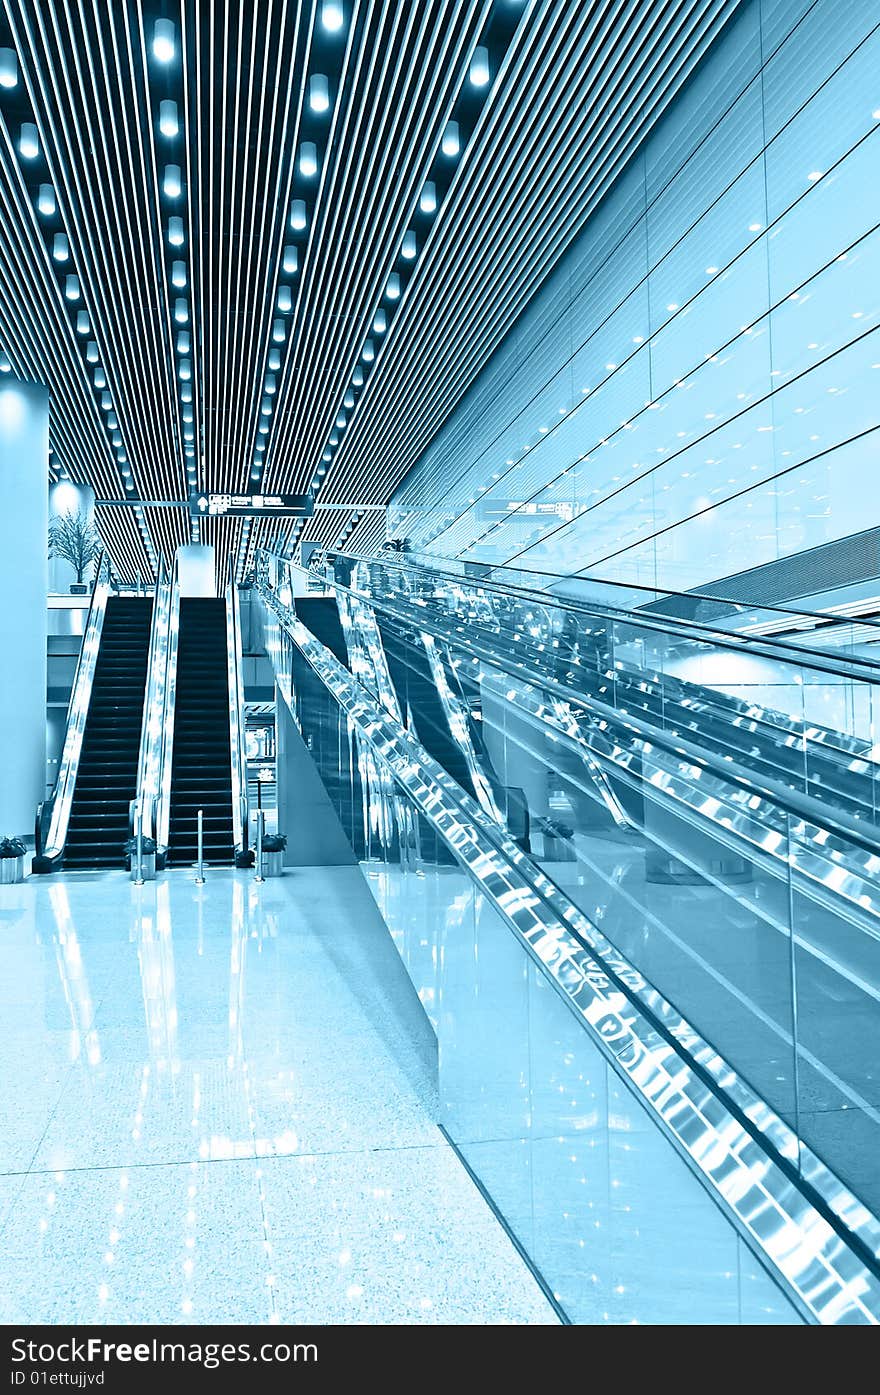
left=263, top=850, right=284, bottom=878
left=130, top=852, right=156, bottom=882
left=0, top=855, right=24, bottom=885
left=69, top=583, right=88, bottom=595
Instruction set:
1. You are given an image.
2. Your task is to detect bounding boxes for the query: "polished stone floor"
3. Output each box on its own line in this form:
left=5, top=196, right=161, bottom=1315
left=0, top=867, right=558, bottom=1325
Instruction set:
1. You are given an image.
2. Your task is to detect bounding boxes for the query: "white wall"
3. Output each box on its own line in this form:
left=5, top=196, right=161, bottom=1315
left=0, top=378, right=49, bottom=837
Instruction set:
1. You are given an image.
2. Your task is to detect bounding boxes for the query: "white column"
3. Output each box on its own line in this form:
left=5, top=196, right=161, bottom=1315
left=0, top=378, right=49, bottom=837
left=176, top=543, right=216, bottom=597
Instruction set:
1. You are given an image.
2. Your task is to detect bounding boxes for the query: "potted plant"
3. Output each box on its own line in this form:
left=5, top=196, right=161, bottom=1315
left=49, top=509, right=103, bottom=595
left=123, top=834, right=157, bottom=881
left=0, top=836, right=26, bottom=885
left=261, top=832, right=287, bottom=877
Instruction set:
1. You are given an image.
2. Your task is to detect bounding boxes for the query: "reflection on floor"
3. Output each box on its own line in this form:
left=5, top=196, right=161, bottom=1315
left=0, top=867, right=557, bottom=1325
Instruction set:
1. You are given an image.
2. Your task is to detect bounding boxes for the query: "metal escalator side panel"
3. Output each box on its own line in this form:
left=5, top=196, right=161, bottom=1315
left=225, top=557, right=249, bottom=857
left=133, top=559, right=171, bottom=845
left=155, top=560, right=181, bottom=855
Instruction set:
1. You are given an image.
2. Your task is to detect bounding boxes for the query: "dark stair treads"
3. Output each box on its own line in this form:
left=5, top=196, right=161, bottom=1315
left=63, top=595, right=153, bottom=870
left=167, top=597, right=235, bottom=866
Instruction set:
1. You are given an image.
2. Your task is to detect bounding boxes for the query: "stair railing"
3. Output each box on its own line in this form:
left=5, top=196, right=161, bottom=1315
left=225, top=552, right=250, bottom=864
left=131, top=556, right=171, bottom=856
left=33, top=551, right=110, bottom=872
left=154, top=554, right=182, bottom=858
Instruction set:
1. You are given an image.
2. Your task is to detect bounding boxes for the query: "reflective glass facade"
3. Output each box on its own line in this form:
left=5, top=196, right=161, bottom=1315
left=391, top=0, right=880, bottom=593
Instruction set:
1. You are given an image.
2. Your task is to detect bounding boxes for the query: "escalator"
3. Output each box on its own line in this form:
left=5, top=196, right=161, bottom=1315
left=34, top=563, right=156, bottom=874
left=63, top=596, right=152, bottom=869
left=253, top=545, right=880, bottom=1325
left=167, top=598, right=235, bottom=866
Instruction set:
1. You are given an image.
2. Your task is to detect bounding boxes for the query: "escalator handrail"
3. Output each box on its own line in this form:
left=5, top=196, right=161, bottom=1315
left=226, top=552, right=249, bottom=856
left=155, top=554, right=181, bottom=855
left=382, top=546, right=880, bottom=638
left=35, top=552, right=110, bottom=866
left=320, top=548, right=880, bottom=686
left=132, top=557, right=169, bottom=844
left=254, top=563, right=880, bottom=1324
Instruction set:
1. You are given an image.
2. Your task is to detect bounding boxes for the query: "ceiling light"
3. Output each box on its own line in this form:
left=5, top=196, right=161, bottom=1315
left=321, top=1, right=344, bottom=31
left=86, top=340, right=99, bottom=363
left=168, top=216, right=184, bottom=246
left=171, top=260, right=187, bottom=287
left=38, top=184, right=55, bottom=216
left=299, top=142, right=318, bottom=177
left=101, top=391, right=112, bottom=410
left=174, top=298, right=188, bottom=323
left=441, top=120, right=460, bottom=157
left=107, top=414, right=118, bottom=430
left=290, top=199, right=307, bottom=231
left=402, top=230, right=416, bottom=259
left=344, top=389, right=354, bottom=408
left=373, top=309, right=387, bottom=333
left=385, top=273, right=400, bottom=300
left=362, top=339, right=374, bottom=361
left=419, top=181, right=436, bottom=214
left=19, top=123, right=39, bottom=160
left=268, top=348, right=281, bottom=370
left=182, top=406, right=193, bottom=423
left=352, top=366, right=364, bottom=386
left=163, top=164, right=182, bottom=198
left=0, top=351, right=11, bottom=373
left=177, top=330, right=190, bottom=353
left=0, top=48, right=18, bottom=89
left=261, top=397, right=272, bottom=415
left=53, top=233, right=69, bottom=262
left=322, top=450, right=332, bottom=461
left=179, top=358, right=192, bottom=380
left=181, top=383, right=192, bottom=402
left=282, top=244, right=298, bottom=274
left=159, top=100, right=179, bottom=137
left=76, top=311, right=90, bottom=334
left=265, top=373, right=276, bottom=393
left=277, top=285, right=292, bottom=312
left=469, top=46, right=490, bottom=87
left=272, top=319, right=286, bottom=342
left=152, top=18, right=176, bottom=63
left=309, top=74, right=330, bottom=113
left=94, top=367, right=106, bottom=388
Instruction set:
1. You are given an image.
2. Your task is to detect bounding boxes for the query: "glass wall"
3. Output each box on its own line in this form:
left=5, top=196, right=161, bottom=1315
left=390, top=0, right=880, bottom=595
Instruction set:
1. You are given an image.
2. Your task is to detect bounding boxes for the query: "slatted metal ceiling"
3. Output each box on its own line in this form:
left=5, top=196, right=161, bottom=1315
left=0, top=0, right=739, bottom=586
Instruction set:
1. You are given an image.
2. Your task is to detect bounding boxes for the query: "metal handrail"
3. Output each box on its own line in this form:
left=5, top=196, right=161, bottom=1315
left=155, top=554, right=181, bottom=855
left=253, top=564, right=880, bottom=1324
left=132, top=556, right=169, bottom=846
left=376, top=545, right=880, bottom=635
left=34, top=551, right=109, bottom=869
left=225, top=550, right=250, bottom=859
left=319, top=548, right=880, bottom=685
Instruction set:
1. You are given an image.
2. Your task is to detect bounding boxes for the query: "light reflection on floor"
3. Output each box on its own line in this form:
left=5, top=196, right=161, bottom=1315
left=0, top=867, right=557, bottom=1325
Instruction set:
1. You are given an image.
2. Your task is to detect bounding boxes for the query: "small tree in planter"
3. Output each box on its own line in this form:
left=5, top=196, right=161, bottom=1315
left=49, top=510, right=102, bottom=594
left=123, top=834, right=157, bottom=881
left=0, top=836, right=26, bottom=885
left=262, top=832, right=287, bottom=877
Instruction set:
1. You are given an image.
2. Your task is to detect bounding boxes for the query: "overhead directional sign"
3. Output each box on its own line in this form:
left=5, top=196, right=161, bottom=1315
left=188, top=492, right=314, bottom=518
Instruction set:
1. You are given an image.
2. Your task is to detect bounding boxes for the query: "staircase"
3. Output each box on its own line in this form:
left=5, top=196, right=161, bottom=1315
left=64, top=596, right=152, bottom=869
left=168, top=597, right=235, bottom=865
